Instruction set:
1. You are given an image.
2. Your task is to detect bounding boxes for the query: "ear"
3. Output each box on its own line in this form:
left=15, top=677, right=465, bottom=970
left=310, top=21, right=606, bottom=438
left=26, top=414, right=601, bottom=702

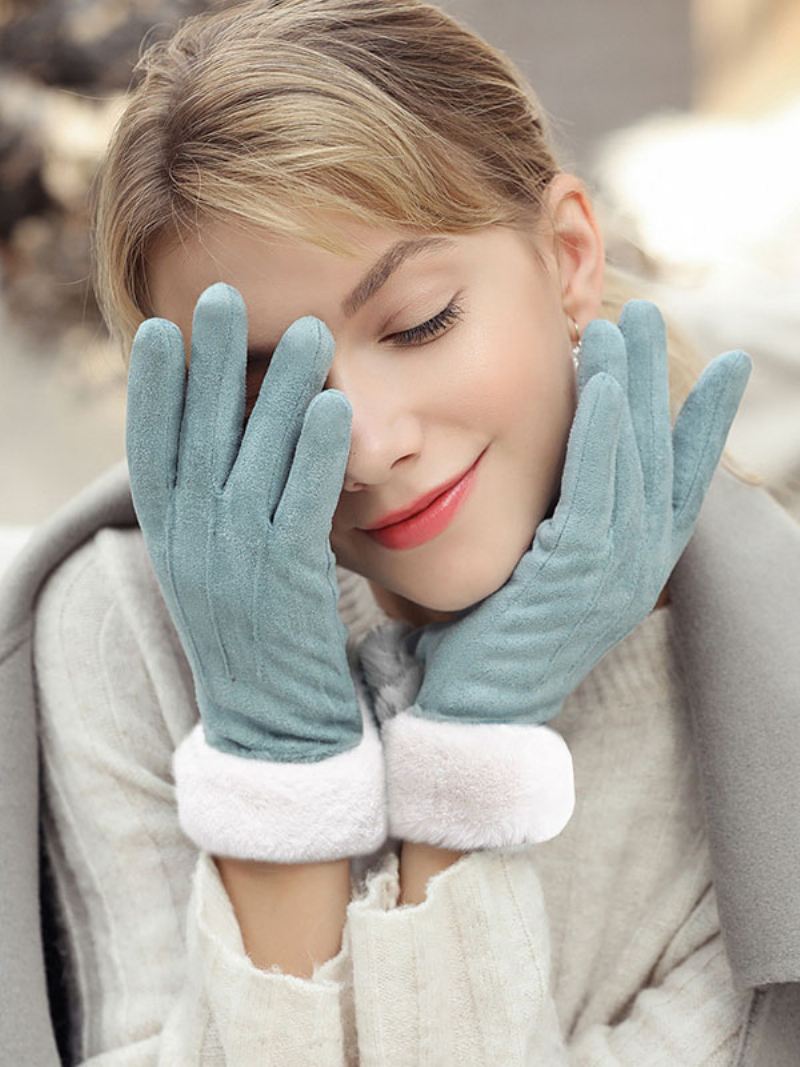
left=541, top=173, right=606, bottom=337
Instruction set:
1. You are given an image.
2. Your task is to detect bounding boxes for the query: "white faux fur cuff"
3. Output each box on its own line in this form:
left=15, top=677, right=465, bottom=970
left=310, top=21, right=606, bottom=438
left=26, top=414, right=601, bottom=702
left=381, top=709, right=576, bottom=851
left=172, top=680, right=388, bottom=863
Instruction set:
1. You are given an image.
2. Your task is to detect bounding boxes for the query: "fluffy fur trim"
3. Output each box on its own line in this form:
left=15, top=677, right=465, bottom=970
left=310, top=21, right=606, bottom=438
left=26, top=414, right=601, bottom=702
left=355, top=618, right=422, bottom=725
left=381, top=709, right=575, bottom=851
left=172, top=676, right=388, bottom=863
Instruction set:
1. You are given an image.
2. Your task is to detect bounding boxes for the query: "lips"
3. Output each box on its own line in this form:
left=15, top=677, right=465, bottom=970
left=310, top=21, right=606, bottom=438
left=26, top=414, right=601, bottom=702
left=363, top=447, right=485, bottom=550
left=360, top=453, right=483, bottom=531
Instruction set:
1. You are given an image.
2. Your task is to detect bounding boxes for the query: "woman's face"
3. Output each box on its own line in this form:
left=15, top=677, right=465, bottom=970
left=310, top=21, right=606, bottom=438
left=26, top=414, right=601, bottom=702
left=147, top=176, right=605, bottom=625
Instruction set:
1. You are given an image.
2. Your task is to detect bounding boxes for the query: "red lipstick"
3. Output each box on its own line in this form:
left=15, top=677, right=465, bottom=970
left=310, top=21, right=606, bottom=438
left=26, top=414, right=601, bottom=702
left=361, top=447, right=487, bottom=550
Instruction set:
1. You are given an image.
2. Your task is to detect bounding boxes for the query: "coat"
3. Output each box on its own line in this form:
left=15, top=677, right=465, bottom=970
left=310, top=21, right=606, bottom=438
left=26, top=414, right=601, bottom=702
left=1, top=457, right=798, bottom=1065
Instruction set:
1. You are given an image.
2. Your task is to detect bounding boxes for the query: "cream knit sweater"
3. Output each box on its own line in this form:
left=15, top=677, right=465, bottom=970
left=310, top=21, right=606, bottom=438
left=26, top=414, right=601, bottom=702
left=33, top=526, right=750, bottom=1066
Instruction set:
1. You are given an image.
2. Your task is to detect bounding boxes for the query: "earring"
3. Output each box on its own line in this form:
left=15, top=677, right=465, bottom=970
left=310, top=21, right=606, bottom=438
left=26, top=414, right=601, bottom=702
left=569, top=315, right=582, bottom=373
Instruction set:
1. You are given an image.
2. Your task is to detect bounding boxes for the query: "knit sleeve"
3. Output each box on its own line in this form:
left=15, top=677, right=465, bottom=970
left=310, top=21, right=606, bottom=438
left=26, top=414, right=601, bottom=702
left=345, top=847, right=751, bottom=1066
left=34, top=529, right=356, bottom=1066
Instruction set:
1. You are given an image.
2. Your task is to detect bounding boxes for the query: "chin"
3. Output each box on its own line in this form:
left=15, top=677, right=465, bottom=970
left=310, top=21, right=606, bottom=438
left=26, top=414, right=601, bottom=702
left=342, top=512, right=540, bottom=618
left=402, top=564, right=516, bottom=615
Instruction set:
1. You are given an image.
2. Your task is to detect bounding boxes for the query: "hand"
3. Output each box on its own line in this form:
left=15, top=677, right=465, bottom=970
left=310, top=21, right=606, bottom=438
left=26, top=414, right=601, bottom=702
left=357, top=299, right=752, bottom=851
left=405, top=299, right=752, bottom=725
left=126, top=282, right=386, bottom=862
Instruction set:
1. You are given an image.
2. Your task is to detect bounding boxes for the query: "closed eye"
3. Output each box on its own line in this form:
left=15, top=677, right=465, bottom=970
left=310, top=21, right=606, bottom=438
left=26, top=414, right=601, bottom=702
left=386, top=296, right=464, bottom=346
left=245, top=294, right=464, bottom=414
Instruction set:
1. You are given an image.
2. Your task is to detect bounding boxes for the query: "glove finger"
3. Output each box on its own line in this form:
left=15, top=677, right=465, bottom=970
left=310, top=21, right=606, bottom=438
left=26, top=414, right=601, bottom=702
left=226, top=315, right=336, bottom=520
left=406, top=618, right=450, bottom=667
left=616, top=300, right=673, bottom=520
left=126, top=317, right=186, bottom=534
left=541, top=372, right=626, bottom=553
left=609, top=394, right=646, bottom=539
left=671, top=349, right=752, bottom=553
left=576, top=317, right=628, bottom=396
left=273, top=389, right=352, bottom=544
left=178, top=283, right=247, bottom=492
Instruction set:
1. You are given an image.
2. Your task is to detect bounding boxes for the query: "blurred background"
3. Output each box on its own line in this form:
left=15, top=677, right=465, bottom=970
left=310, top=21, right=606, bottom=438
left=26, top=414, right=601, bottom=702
left=1, top=0, right=799, bottom=571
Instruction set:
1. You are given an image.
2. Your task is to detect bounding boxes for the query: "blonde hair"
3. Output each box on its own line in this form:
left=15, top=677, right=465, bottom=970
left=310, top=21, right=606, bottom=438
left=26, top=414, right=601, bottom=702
left=89, top=0, right=757, bottom=483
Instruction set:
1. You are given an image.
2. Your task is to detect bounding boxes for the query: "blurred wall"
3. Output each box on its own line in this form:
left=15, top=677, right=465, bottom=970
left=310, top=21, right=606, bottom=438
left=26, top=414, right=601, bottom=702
left=437, top=0, right=693, bottom=177
left=693, top=0, right=800, bottom=114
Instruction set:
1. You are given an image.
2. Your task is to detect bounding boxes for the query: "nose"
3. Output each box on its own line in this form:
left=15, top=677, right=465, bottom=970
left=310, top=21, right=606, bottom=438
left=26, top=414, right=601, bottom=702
left=323, top=364, right=421, bottom=496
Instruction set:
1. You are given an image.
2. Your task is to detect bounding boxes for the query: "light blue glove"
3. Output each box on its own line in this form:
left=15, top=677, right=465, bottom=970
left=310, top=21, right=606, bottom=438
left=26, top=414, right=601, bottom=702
left=126, top=282, right=386, bottom=862
left=357, top=299, right=752, bottom=852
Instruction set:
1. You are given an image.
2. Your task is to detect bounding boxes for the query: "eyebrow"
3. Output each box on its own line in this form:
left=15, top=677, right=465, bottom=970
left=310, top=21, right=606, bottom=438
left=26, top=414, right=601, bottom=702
left=340, top=235, right=456, bottom=318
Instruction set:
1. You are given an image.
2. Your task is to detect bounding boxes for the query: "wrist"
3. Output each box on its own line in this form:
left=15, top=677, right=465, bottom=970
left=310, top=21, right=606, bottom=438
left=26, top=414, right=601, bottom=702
left=381, top=710, right=576, bottom=851
left=398, top=840, right=466, bottom=906
left=215, top=855, right=351, bottom=975
left=173, top=690, right=388, bottom=863
left=357, top=622, right=576, bottom=852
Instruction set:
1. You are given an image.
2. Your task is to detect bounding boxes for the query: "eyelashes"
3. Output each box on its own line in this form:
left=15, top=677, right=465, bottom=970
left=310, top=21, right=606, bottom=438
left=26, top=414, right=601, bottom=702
left=387, top=296, right=464, bottom=346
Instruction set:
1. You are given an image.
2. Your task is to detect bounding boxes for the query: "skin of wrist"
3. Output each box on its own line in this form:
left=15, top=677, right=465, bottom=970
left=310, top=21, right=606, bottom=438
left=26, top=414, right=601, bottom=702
left=398, top=840, right=467, bottom=906
left=214, top=855, right=351, bottom=976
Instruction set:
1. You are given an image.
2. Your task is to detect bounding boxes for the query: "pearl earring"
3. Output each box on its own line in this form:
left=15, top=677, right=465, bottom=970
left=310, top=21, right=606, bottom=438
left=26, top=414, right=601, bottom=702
left=569, top=315, right=582, bottom=373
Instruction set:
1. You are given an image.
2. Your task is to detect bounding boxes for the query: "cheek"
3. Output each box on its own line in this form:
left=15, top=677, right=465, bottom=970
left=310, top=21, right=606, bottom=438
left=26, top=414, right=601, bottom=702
left=477, top=326, right=577, bottom=517
left=463, top=324, right=574, bottom=444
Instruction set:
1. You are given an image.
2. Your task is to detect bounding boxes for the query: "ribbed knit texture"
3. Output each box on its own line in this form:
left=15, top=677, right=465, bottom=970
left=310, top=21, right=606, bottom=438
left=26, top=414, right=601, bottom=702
left=33, top=527, right=750, bottom=1065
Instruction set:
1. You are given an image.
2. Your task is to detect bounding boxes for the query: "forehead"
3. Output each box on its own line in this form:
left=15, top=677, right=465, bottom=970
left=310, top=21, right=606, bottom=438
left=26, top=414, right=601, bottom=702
left=146, top=217, right=536, bottom=314
left=146, top=214, right=413, bottom=313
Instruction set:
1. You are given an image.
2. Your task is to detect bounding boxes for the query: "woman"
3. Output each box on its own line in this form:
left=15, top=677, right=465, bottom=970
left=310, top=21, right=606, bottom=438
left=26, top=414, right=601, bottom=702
left=4, top=1, right=799, bottom=1063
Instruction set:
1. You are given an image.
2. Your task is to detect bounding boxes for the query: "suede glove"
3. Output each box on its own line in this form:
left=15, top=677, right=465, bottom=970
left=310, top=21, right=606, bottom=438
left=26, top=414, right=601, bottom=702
left=126, top=282, right=386, bottom=863
left=356, top=299, right=752, bottom=852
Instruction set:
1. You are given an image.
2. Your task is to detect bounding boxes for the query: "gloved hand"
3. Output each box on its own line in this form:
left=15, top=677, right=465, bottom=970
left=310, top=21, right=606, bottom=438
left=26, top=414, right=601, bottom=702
left=126, top=282, right=387, bottom=863
left=356, top=299, right=752, bottom=852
